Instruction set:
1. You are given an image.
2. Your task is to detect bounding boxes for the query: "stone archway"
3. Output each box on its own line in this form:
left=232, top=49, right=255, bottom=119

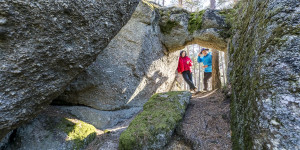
left=53, top=1, right=230, bottom=119
left=158, top=6, right=229, bottom=91
left=159, top=7, right=228, bottom=53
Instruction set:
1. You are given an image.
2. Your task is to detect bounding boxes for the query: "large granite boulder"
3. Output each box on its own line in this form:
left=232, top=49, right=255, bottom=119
left=0, top=0, right=140, bottom=140
left=229, top=0, right=300, bottom=149
left=55, top=1, right=180, bottom=111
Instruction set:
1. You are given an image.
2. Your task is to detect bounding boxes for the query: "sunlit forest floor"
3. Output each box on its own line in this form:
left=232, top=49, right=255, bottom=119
left=173, top=89, right=231, bottom=149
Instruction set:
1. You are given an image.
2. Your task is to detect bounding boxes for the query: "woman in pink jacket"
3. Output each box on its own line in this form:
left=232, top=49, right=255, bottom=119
left=177, top=50, right=197, bottom=91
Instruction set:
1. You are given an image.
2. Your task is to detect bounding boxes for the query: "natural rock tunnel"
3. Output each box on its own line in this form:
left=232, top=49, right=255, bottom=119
left=46, top=0, right=300, bottom=149
left=0, top=0, right=299, bottom=149
left=54, top=1, right=229, bottom=112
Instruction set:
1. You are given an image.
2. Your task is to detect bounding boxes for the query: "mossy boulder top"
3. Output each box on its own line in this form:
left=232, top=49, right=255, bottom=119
left=119, top=91, right=191, bottom=150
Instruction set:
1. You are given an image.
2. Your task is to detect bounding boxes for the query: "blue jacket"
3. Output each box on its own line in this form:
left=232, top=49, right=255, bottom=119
left=197, top=52, right=212, bottom=72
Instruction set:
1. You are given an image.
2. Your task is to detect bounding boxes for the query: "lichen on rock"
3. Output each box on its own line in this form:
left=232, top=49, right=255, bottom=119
left=119, top=91, right=191, bottom=150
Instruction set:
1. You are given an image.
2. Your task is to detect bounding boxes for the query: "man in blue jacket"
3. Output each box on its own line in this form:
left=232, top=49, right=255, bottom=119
left=197, top=48, right=212, bottom=91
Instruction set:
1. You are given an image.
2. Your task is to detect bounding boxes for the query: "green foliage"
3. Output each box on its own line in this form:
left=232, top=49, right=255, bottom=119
left=160, top=20, right=179, bottom=34
left=58, top=118, right=96, bottom=150
left=188, top=10, right=205, bottom=34
left=119, top=91, right=190, bottom=150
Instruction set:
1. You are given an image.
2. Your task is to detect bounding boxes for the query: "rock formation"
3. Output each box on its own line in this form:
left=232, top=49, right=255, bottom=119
left=159, top=8, right=228, bottom=52
left=229, top=0, right=300, bottom=149
left=3, top=0, right=298, bottom=149
left=55, top=1, right=229, bottom=114
left=54, top=2, right=180, bottom=111
left=0, top=0, right=139, bottom=140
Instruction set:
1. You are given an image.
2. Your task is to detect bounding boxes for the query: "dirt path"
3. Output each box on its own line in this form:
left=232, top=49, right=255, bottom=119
left=86, top=89, right=231, bottom=150
left=175, top=89, right=232, bottom=150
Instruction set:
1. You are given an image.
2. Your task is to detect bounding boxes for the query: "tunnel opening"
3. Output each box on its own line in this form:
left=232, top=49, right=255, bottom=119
left=173, top=44, right=227, bottom=92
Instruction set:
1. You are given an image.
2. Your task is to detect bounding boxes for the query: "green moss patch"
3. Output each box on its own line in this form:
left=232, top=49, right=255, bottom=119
left=160, top=20, right=179, bottom=34
left=188, top=10, right=205, bottom=34
left=119, top=91, right=191, bottom=150
left=58, top=118, right=96, bottom=150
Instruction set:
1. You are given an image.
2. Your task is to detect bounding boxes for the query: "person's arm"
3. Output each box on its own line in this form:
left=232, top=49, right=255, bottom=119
left=188, top=57, right=192, bottom=66
left=177, top=59, right=182, bottom=73
left=197, top=55, right=203, bottom=63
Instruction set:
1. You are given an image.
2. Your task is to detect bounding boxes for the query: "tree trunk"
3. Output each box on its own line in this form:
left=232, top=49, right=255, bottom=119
left=221, top=51, right=227, bottom=86
left=186, top=46, right=190, bottom=57
left=210, top=0, right=216, bottom=9
left=162, top=0, right=165, bottom=6
left=178, top=0, right=183, bottom=7
left=212, top=49, right=221, bottom=89
left=193, top=45, right=196, bottom=87
left=198, top=45, right=202, bottom=90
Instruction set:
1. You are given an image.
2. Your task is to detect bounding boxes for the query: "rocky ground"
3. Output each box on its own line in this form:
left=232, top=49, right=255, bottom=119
left=86, top=89, right=231, bottom=150
left=85, top=113, right=140, bottom=150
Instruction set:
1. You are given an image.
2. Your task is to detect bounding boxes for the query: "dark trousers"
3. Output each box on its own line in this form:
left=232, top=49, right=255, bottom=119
left=204, top=72, right=212, bottom=90
left=182, top=70, right=196, bottom=90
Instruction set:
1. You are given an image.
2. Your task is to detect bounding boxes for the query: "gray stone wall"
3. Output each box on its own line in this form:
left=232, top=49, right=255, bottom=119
left=229, top=0, right=300, bottom=149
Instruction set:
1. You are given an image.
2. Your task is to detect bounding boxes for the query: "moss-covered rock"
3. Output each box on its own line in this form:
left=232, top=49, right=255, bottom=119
left=58, top=118, right=96, bottom=150
left=119, top=91, right=191, bottom=150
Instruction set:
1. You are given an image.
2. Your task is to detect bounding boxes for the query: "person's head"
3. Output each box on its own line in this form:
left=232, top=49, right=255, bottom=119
left=180, top=50, right=186, bottom=57
left=200, top=48, right=209, bottom=56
